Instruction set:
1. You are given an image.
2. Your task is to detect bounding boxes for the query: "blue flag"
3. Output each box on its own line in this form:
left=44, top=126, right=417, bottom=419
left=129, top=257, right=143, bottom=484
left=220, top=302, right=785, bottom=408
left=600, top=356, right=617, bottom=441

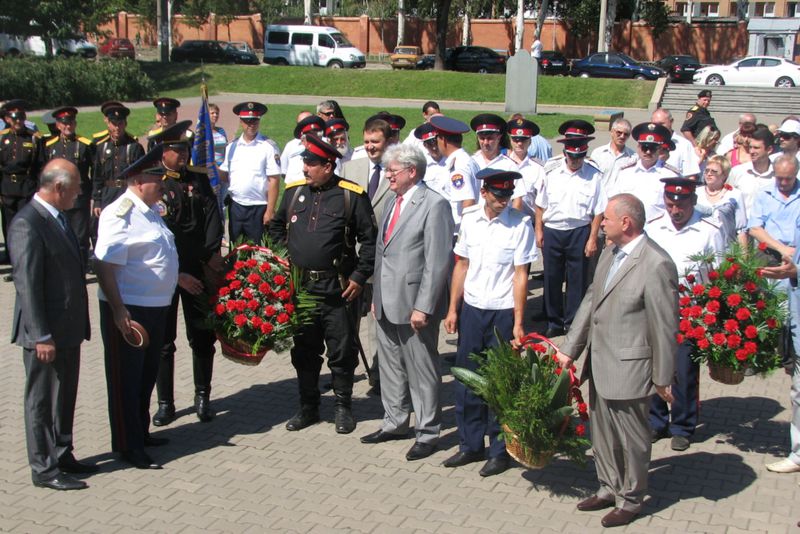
left=192, top=84, right=220, bottom=189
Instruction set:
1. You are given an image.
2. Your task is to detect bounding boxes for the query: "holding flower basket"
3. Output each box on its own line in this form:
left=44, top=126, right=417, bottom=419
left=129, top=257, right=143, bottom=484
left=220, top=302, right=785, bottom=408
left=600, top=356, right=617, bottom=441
left=209, top=243, right=316, bottom=365
left=680, top=243, right=788, bottom=383
left=452, top=332, right=590, bottom=468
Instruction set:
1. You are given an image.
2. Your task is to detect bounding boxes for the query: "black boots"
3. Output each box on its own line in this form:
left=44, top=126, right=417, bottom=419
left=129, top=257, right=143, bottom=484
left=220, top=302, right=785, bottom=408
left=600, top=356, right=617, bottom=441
left=332, top=373, right=355, bottom=434
left=285, top=406, right=321, bottom=431
left=195, top=392, right=214, bottom=422
left=152, top=401, right=176, bottom=427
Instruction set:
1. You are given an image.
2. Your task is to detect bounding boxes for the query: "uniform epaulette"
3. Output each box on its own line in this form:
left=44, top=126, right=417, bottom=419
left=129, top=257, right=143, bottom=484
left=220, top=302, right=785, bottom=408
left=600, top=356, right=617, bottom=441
left=584, top=157, right=601, bottom=171
left=31, top=130, right=41, bottom=138
left=92, top=129, right=109, bottom=139
left=647, top=212, right=666, bottom=224
left=186, top=165, right=208, bottom=174
left=116, top=198, right=133, bottom=217
left=619, top=158, right=638, bottom=171
left=462, top=204, right=481, bottom=215
left=147, top=127, right=162, bottom=138
left=95, top=134, right=110, bottom=144
left=689, top=105, right=700, bottom=112
left=662, top=163, right=680, bottom=175
left=285, top=181, right=304, bottom=189
left=700, top=216, right=721, bottom=229
left=78, top=136, right=92, bottom=146
left=543, top=156, right=563, bottom=173
left=45, top=136, right=59, bottom=147
left=338, top=179, right=364, bottom=195
left=0, top=128, right=10, bottom=135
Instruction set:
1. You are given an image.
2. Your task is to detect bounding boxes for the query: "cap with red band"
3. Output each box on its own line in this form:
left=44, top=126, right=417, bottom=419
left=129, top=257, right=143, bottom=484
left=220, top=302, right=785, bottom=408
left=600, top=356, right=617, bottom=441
left=324, top=118, right=349, bottom=137
left=294, top=115, right=325, bottom=139
left=506, top=118, right=540, bottom=138
left=233, top=101, right=268, bottom=119
left=631, top=122, right=672, bottom=146
left=477, top=168, right=521, bottom=197
left=302, top=134, right=343, bottom=162
left=661, top=177, right=698, bottom=200
left=558, top=119, right=595, bottom=137
left=557, top=135, right=592, bottom=155
left=471, top=113, right=506, bottom=134
left=52, top=106, right=78, bottom=121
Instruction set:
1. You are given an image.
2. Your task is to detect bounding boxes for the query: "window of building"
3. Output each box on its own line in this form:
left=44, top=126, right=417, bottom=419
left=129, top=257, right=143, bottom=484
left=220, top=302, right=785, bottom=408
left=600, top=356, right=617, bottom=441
left=754, top=2, right=776, bottom=17
left=675, top=2, right=689, bottom=16
left=789, top=2, right=800, bottom=16
left=701, top=2, right=720, bottom=16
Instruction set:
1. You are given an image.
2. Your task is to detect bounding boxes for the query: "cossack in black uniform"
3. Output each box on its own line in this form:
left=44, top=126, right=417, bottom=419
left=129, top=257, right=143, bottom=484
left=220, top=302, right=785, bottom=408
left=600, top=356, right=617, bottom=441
left=91, top=103, right=145, bottom=211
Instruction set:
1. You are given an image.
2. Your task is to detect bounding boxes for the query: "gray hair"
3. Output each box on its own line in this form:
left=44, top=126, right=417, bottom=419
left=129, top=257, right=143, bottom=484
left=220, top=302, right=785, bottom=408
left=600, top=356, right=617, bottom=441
left=774, top=154, right=799, bottom=177
left=39, top=159, right=76, bottom=189
left=652, top=108, right=673, bottom=123
left=611, top=118, right=632, bottom=132
left=316, top=100, right=337, bottom=114
left=382, top=143, right=427, bottom=182
left=610, top=193, right=645, bottom=231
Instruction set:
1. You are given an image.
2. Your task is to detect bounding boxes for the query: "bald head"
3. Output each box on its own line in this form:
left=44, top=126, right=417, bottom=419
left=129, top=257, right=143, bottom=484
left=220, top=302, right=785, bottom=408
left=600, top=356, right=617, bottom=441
left=296, top=111, right=312, bottom=123
left=38, top=158, right=80, bottom=211
left=651, top=108, right=673, bottom=132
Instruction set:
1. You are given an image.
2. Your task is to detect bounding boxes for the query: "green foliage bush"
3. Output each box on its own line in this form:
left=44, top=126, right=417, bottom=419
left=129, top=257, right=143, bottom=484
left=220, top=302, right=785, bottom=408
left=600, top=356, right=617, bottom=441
left=0, top=57, right=155, bottom=108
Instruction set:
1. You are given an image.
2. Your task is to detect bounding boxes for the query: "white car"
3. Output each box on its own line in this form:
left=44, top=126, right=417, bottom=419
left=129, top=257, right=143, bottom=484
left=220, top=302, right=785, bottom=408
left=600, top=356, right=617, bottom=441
left=693, top=56, right=800, bottom=88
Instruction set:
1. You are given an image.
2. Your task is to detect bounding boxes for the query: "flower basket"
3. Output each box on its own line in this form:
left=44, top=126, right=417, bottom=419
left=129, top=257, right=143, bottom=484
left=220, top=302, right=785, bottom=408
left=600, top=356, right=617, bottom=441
left=217, top=333, right=270, bottom=366
left=678, top=243, right=788, bottom=381
left=708, top=360, right=745, bottom=385
left=502, top=424, right=554, bottom=469
left=452, top=332, right=590, bottom=468
left=208, top=242, right=317, bottom=365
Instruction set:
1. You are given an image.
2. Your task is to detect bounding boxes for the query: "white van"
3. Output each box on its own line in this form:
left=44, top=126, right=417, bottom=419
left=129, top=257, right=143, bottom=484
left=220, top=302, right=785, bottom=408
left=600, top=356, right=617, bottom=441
left=263, top=25, right=365, bottom=68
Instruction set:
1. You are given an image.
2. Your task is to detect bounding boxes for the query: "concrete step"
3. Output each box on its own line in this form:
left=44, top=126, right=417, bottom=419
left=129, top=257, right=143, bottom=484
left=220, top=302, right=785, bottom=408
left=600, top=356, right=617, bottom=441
left=660, top=83, right=800, bottom=116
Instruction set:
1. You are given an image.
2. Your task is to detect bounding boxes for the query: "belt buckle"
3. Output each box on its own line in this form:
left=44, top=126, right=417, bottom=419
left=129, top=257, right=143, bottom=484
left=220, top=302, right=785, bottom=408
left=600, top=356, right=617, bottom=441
left=9, top=174, right=18, bottom=183
left=307, top=271, right=320, bottom=282
left=115, top=179, right=124, bottom=187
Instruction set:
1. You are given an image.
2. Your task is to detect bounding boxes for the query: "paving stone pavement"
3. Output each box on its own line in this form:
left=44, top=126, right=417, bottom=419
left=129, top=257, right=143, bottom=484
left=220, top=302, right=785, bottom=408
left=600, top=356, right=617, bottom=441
left=0, top=254, right=799, bottom=533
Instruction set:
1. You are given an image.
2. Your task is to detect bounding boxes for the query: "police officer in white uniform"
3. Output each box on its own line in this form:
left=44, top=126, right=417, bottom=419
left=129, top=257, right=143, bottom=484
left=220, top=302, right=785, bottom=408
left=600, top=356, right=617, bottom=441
left=470, top=114, right=517, bottom=172
left=413, top=123, right=447, bottom=197
left=282, top=115, right=326, bottom=187
left=535, top=129, right=606, bottom=338
left=506, top=118, right=546, bottom=218
left=645, top=177, right=725, bottom=452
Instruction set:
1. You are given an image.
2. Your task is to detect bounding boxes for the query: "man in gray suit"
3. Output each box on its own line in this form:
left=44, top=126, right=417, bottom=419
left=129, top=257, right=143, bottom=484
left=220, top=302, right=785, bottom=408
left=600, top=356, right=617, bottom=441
left=341, top=117, right=394, bottom=391
left=9, top=159, right=93, bottom=490
left=360, top=144, right=453, bottom=461
left=556, top=193, right=678, bottom=528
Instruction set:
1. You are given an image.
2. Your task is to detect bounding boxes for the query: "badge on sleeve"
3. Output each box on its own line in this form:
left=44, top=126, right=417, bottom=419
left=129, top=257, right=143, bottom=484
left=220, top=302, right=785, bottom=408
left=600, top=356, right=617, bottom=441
left=451, top=173, right=464, bottom=189
left=290, top=214, right=298, bottom=223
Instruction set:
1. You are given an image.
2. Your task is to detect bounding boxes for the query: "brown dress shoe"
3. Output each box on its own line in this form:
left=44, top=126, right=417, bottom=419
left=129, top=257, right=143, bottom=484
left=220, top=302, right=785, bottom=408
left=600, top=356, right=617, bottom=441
left=601, top=508, right=638, bottom=528
left=576, top=495, right=615, bottom=512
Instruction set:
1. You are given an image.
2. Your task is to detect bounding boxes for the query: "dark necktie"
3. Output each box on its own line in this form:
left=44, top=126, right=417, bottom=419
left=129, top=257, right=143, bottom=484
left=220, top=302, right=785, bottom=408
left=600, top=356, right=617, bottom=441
left=368, top=164, right=381, bottom=199
left=57, top=212, right=79, bottom=252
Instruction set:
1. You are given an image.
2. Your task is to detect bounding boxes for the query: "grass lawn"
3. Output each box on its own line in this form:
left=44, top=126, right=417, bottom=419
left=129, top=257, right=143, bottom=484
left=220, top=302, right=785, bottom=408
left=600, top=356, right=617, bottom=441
left=30, top=105, right=593, bottom=151
left=140, top=63, right=654, bottom=110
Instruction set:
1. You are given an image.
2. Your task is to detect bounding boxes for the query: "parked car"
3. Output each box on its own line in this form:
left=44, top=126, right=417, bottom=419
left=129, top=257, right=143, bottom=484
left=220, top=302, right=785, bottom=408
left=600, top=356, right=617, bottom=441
left=98, top=37, right=135, bottom=59
left=228, top=41, right=255, bottom=54
left=170, top=40, right=258, bottom=65
left=416, top=54, right=435, bottom=70
left=445, top=46, right=506, bottom=74
left=656, top=54, right=701, bottom=83
left=693, top=56, right=800, bottom=88
left=390, top=45, right=421, bottom=70
left=571, top=52, right=664, bottom=80
left=538, top=51, right=570, bottom=75
left=263, top=25, right=366, bottom=68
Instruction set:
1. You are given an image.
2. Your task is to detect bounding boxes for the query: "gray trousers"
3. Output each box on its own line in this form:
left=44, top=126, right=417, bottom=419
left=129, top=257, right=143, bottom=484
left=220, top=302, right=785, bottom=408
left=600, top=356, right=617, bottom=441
left=376, top=314, right=442, bottom=444
left=590, top=381, right=651, bottom=513
left=790, top=352, right=800, bottom=465
left=23, top=346, right=80, bottom=482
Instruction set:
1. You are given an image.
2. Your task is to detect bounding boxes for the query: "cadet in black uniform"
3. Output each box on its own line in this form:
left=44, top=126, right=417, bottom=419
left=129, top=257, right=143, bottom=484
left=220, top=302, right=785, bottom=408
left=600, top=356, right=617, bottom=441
left=149, top=121, right=224, bottom=426
left=681, top=89, right=716, bottom=144
left=147, top=98, right=190, bottom=151
left=44, top=106, right=95, bottom=267
left=269, top=135, right=377, bottom=434
left=0, top=99, right=45, bottom=269
left=91, top=103, right=145, bottom=213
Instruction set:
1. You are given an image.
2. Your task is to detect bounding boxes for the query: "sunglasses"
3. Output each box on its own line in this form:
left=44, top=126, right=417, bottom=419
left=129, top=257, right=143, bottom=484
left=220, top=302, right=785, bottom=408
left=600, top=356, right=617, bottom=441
left=510, top=136, right=529, bottom=143
left=423, top=139, right=437, bottom=147
left=613, top=130, right=630, bottom=137
left=320, top=110, right=335, bottom=117
left=780, top=132, right=798, bottom=140
left=7, top=111, right=25, bottom=120
left=241, top=118, right=260, bottom=125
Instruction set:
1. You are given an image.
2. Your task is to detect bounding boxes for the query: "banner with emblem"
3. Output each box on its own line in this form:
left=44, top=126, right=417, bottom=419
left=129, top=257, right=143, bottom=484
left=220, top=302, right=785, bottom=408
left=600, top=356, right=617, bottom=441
left=192, top=83, right=220, bottom=189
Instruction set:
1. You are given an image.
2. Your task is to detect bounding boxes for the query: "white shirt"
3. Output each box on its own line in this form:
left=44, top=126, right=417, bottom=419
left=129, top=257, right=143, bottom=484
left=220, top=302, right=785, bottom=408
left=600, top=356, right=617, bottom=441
left=444, top=148, right=480, bottom=228
left=94, top=190, right=179, bottom=307
left=280, top=138, right=306, bottom=187
left=666, top=132, right=701, bottom=177
left=609, top=160, right=678, bottom=221
left=220, top=133, right=281, bottom=206
left=590, top=143, right=635, bottom=181
left=536, top=159, right=606, bottom=230
left=32, top=194, right=61, bottom=222
left=422, top=157, right=448, bottom=198
left=454, top=205, right=537, bottom=310
left=512, top=156, right=546, bottom=217
left=727, top=160, right=774, bottom=213
left=382, top=182, right=419, bottom=234
left=645, top=210, right=725, bottom=284
left=696, top=186, right=747, bottom=244
left=531, top=39, right=542, bottom=59
left=349, top=145, right=367, bottom=161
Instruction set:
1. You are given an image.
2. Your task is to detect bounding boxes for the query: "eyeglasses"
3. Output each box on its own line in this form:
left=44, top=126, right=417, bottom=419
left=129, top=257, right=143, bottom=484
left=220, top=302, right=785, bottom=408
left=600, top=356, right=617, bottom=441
left=385, top=166, right=412, bottom=176
left=241, top=118, right=260, bottom=125
left=510, top=136, right=529, bottom=143
left=703, top=168, right=721, bottom=175
left=613, top=130, right=630, bottom=137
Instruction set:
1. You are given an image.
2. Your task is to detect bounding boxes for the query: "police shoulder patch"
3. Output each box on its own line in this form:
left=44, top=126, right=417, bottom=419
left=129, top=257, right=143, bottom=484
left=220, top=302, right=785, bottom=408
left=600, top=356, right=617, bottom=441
left=685, top=112, right=694, bottom=120
left=450, top=173, right=465, bottom=189
left=339, top=179, right=364, bottom=195
left=116, top=198, right=133, bottom=217
left=45, top=137, right=59, bottom=147
left=92, top=129, right=109, bottom=139
left=78, top=136, right=92, bottom=146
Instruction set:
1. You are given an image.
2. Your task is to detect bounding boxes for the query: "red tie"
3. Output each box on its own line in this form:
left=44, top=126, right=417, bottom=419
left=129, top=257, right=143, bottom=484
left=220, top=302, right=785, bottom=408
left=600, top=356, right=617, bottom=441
left=384, top=195, right=403, bottom=242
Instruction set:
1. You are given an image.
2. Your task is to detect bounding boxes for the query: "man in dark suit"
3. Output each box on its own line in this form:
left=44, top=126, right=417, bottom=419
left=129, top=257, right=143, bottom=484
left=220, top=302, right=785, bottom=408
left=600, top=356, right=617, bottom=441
left=360, top=143, right=453, bottom=461
left=9, top=158, right=93, bottom=490
left=557, top=193, right=679, bottom=528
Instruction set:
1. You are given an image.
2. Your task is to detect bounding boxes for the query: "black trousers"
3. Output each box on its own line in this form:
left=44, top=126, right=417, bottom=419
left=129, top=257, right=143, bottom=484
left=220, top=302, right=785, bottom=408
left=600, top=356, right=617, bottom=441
left=156, top=287, right=216, bottom=402
left=542, top=224, right=591, bottom=331
left=229, top=201, right=266, bottom=245
left=290, top=294, right=358, bottom=407
left=23, top=345, right=80, bottom=482
left=100, top=301, right=168, bottom=453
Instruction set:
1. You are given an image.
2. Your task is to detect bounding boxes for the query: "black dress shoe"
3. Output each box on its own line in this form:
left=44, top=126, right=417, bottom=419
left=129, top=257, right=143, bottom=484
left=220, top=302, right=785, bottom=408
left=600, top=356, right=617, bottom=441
left=601, top=508, right=638, bottom=528
left=442, top=450, right=484, bottom=468
left=360, top=429, right=407, bottom=444
left=544, top=326, right=565, bottom=338
left=33, top=474, right=88, bottom=491
left=152, top=401, right=176, bottom=427
left=577, top=495, right=615, bottom=512
left=144, top=436, right=170, bottom=447
left=479, top=456, right=510, bottom=477
left=58, top=454, right=99, bottom=474
left=285, top=408, right=320, bottom=431
left=195, top=394, right=214, bottom=422
left=651, top=428, right=670, bottom=443
left=406, top=442, right=436, bottom=461
left=334, top=405, right=356, bottom=434
left=121, top=449, right=162, bottom=470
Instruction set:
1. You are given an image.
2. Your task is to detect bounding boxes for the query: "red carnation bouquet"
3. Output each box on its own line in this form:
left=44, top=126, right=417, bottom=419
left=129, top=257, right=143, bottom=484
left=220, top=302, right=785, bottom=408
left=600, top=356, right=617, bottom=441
left=209, top=243, right=316, bottom=365
left=679, top=243, right=788, bottom=383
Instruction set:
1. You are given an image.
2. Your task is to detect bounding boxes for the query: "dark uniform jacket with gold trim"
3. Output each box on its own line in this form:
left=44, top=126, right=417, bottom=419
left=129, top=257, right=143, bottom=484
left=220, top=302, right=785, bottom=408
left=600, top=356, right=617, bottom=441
left=0, top=127, right=44, bottom=198
left=45, top=134, right=95, bottom=209
left=91, top=131, right=145, bottom=208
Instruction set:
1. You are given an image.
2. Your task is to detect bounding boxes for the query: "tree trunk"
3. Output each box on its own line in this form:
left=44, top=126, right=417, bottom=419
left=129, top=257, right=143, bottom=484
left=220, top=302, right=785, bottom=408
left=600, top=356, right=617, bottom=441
left=462, top=4, right=470, bottom=46
left=397, top=0, right=405, bottom=47
left=604, top=0, right=617, bottom=52
left=304, top=0, right=312, bottom=24
left=535, top=0, right=548, bottom=41
left=514, top=0, right=524, bottom=52
left=435, top=0, right=452, bottom=70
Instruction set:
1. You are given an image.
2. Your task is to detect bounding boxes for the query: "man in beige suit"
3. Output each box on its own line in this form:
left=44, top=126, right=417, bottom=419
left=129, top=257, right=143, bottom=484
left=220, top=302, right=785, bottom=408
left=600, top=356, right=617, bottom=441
left=556, top=193, right=679, bottom=528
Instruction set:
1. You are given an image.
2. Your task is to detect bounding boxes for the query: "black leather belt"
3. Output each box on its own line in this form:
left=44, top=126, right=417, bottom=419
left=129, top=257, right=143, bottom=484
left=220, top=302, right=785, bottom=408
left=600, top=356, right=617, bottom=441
left=105, top=178, right=126, bottom=187
left=5, top=174, right=25, bottom=183
left=303, top=269, right=339, bottom=282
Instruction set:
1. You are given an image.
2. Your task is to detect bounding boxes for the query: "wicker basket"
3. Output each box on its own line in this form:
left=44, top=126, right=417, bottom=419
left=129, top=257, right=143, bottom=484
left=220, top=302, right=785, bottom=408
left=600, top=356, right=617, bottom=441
left=708, top=361, right=745, bottom=385
left=217, top=333, right=269, bottom=366
left=502, top=424, right=554, bottom=469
